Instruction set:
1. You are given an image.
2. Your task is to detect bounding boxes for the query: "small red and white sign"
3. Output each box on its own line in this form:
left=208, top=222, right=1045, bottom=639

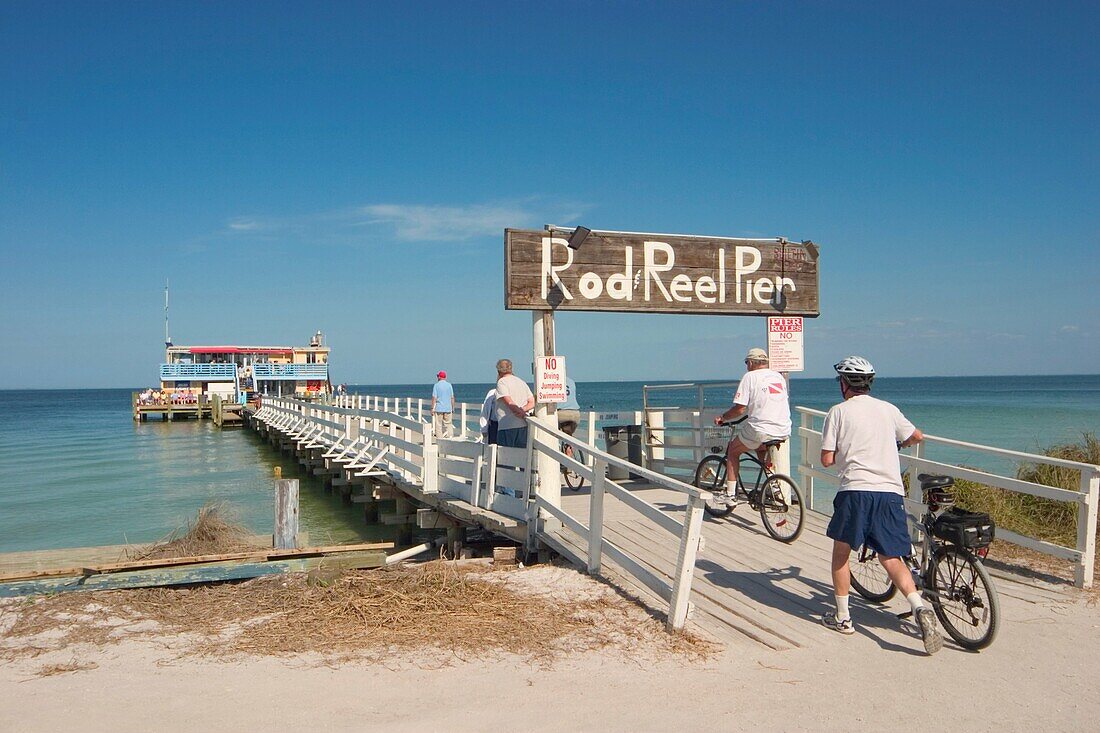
left=535, top=355, right=568, bottom=403
left=767, top=317, right=804, bottom=372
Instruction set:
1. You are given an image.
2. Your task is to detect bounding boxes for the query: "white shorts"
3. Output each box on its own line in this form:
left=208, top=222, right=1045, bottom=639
left=737, top=423, right=787, bottom=450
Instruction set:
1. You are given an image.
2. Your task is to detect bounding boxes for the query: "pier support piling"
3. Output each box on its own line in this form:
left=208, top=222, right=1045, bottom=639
left=274, top=479, right=300, bottom=550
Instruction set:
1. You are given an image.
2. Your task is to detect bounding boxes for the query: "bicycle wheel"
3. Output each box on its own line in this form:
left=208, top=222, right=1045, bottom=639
left=563, top=448, right=585, bottom=491
left=928, top=545, right=1000, bottom=650
left=848, top=547, right=897, bottom=603
left=757, top=474, right=805, bottom=543
left=693, top=455, right=733, bottom=518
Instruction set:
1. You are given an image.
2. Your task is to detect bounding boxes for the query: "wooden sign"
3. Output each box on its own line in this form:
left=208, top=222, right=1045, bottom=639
left=505, top=229, right=819, bottom=316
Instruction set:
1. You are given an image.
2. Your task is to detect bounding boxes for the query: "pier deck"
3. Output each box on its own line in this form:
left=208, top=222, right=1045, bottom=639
left=248, top=397, right=1076, bottom=650
left=552, top=483, right=1070, bottom=649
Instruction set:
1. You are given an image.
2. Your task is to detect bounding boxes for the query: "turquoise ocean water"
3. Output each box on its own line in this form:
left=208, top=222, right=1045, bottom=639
left=1, top=376, right=1097, bottom=554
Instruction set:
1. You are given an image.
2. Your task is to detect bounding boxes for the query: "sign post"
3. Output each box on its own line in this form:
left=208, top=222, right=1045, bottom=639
left=531, top=311, right=561, bottom=533
left=766, top=316, right=805, bottom=483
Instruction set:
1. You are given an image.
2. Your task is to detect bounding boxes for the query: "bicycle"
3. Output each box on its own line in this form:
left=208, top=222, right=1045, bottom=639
left=561, top=441, right=586, bottom=491
left=692, top=418, right=805, bottom=543
left=849, top=473, right=1000, bottom=650
left=558, top=416, right=586, bottom=491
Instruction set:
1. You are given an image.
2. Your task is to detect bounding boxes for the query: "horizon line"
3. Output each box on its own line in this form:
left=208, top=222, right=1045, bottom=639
left=3, top=372, right=1099, bottom=391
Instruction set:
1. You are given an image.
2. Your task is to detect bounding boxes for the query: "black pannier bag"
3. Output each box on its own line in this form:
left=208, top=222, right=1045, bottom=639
left=931, top=508, right=996, bottom=549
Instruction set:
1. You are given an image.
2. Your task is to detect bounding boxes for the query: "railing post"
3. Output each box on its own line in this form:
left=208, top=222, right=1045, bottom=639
left=530, top=416, right=561, bottom=522
left=799, top=410, right=815, bottom=511
left=586, top=410, right=597, bottom=454
left=690, top=410, right=703, bottom=467
left=905, top=442, right=925, bottom=544
left=646, top=409, right=664, bottom=471
left=1076, top=469, right=1098, bottom=588
left=472, top=448, right=485, bottom=506
left=587, top=457, right=607, bottom=574
left=668, top=494, right=705, bottom=631
left=421, top=422, right=438, bottom=493
left=460, top=403, right=468, bottom=439
left=486, top=444, right=498, bottom=512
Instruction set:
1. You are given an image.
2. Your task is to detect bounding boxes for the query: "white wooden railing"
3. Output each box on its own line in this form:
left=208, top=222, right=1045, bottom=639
left=796, top=407, right=1100, bottom=589
left=252, top=395, right=707, bottom=629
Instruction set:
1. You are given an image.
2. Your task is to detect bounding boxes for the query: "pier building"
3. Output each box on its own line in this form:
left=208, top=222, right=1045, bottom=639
left=134, top=331, right=332, bottom=421
left=161, top=331, right=330, bottom=399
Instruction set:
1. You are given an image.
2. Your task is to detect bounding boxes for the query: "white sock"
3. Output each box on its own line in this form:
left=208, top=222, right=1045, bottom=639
left=835, top=594, right=850, bottom=621
left=726, top=479, right=737, bottom=492
left=906, top=591, right=925, bottom=615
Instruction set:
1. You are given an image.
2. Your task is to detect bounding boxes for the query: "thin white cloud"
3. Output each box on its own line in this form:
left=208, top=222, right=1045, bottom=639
left=227, top=217, right=266, bottom=231
left=224, top=200, right=589, bottom=243
left=357, top=203, right=534, bottom=241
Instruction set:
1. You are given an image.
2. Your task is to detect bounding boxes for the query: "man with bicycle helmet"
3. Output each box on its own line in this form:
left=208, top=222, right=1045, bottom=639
left=820, top=356, right=942, bottom=655
left=713, top=348, right=791, bottom=498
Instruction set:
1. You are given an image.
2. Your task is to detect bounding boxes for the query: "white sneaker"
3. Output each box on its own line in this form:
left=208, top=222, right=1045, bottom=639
left=916, top=608, right=943, bottom=655
left=822, top=612, right=854, bottom=635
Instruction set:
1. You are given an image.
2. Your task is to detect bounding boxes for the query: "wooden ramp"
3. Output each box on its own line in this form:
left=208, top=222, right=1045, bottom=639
left=552, top=482, right=1072, bottom=650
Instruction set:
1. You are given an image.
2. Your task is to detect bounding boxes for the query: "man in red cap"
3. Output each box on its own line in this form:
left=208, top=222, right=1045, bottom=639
left=431, top=370, right=455, bottom=438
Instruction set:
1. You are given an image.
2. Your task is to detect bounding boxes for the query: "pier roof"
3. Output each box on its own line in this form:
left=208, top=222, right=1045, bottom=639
left=168, top=345, right=327, bottom=354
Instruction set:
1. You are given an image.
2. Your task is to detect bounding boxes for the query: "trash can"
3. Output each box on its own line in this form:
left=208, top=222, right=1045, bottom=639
left=602, top=425, right=644, bottom=480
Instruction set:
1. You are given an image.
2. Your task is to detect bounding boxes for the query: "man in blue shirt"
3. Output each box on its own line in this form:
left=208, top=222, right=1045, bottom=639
left=431, top=370, right=454, bottom=439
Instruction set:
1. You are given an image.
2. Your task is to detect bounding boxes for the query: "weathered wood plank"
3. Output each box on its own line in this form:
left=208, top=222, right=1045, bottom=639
left=0, top=542, right=396, bottom=583
left=0, top=552, right=387, bottom=597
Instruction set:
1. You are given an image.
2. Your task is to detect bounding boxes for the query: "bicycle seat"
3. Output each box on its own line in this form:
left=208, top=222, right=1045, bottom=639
left=918, top=474, right=954, bottom=490
left=762, top=439, right=786, bottom=447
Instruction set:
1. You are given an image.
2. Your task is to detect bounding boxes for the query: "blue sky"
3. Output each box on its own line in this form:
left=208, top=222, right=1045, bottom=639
left=1, top=1, right=1097, bottom=388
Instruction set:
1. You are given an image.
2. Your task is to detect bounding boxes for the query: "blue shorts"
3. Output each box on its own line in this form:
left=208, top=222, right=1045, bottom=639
left=827, top=491, right=911, bottom=557
left=496, top=427, right=528, bottom=448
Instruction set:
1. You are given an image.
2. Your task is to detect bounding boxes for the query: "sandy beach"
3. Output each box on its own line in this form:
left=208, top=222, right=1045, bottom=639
left=2, top=563, right=1097, bottom=733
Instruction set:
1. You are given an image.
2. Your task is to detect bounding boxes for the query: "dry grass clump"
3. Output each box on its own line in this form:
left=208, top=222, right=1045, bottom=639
left=128, top=503, right=255, bottom=561
left=0, top=563, right=712, bottom=666
left=34, top=659, right=99, bottom=677
left=952, top=433, right=1099, bottom=549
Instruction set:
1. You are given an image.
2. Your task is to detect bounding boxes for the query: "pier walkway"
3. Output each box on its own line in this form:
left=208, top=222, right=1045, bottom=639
left=248, top=395, right=1084, bottom=646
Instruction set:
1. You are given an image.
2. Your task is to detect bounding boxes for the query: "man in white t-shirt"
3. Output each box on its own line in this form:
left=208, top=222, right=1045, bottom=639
left=493, top=359, right=534, bottom=448
left=714, top=347, right=791, bottom=496
left=819, top=355, right=942, bottom=655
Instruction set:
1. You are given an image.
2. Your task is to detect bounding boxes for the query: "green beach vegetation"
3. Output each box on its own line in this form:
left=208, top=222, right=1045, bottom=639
left=954, top=433, right=1099, bottom=548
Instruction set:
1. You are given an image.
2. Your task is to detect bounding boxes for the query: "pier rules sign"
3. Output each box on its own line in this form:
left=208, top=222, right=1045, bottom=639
left=505, top=228, right=819, bottom=316
left=767, top=317, right=804, bottom=372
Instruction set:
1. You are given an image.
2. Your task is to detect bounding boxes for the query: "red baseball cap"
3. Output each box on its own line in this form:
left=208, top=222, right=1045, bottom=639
left=437, top=371, right=447, bottom=378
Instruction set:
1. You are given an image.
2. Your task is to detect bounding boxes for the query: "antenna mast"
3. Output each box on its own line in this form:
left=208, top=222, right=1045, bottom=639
left=164, top=280, right=172, bottom=348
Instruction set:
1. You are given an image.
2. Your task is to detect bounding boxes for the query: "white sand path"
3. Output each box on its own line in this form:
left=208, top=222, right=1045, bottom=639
left=2, top=565, right=1096, bottom=733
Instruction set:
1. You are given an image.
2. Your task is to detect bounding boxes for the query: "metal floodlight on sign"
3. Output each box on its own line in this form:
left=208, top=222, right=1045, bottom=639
left=567, top=226, right=591, bottom=250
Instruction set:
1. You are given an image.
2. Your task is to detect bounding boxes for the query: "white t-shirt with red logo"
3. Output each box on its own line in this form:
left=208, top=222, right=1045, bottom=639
left=733, top=368, right=792, bottom=437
